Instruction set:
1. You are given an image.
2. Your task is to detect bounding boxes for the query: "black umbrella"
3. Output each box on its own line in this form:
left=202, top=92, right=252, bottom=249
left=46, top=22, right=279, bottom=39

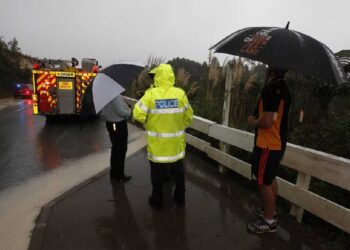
left=210, top=23, right=348, bottom=85
left=81, top=61, right=144, bottom=119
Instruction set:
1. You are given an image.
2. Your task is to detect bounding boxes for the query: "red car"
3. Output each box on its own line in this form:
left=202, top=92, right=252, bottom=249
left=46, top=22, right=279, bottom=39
left=13, top=83, right=33, bottom=99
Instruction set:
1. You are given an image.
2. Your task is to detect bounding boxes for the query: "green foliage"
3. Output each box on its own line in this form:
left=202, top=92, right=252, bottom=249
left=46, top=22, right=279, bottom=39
left=168, top=57, right=208, bottom=85
left=126, top=55, right=166, bottom=99
left=128, top=55, right=226, bottom=123
left=64, top=44, right=350, bottom=162
left=226, top=60, right=266, bottom=128
left=336, top=50, right=350, bottom=58
left=289, top=111, right=350, bottom=158
left=0, top=37, right=32, bottom=97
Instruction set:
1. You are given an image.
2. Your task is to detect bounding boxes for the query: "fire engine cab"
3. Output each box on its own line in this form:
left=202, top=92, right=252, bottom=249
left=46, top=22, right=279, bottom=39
left=31, top=58, right=99, bottom=118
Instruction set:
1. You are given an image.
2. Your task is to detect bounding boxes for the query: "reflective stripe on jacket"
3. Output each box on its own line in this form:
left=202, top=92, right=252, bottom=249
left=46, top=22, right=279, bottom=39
left=133, top=64, right=193, bottom=163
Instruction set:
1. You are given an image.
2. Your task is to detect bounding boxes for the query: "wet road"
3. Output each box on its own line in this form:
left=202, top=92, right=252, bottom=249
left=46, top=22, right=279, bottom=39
left=33, top=148, right=325, bottom=250
left=0, top=99, right=111, bottom=191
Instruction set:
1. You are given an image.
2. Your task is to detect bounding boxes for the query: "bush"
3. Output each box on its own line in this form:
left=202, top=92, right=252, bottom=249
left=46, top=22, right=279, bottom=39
left=289, top=111, right=350, bottom=158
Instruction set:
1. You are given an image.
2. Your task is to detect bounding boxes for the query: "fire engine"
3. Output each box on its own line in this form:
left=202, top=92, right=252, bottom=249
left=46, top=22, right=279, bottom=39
left=31, top=58, right=99, bottom=119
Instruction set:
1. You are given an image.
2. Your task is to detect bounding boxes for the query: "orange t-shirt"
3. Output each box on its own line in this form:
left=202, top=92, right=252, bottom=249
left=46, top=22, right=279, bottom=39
left=254, top=79, right=291, bottom=151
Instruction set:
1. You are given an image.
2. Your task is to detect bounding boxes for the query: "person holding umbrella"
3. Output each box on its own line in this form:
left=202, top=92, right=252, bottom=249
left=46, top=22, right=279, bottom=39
left=133, top=64, right=193, bottom=209
left=100, top=94, right=132, bottom=182
left=247, top=66, right=291, bottom=233
left=81, top=61, right=145, bottom=182
left=210, top=23, right=347, bottom=234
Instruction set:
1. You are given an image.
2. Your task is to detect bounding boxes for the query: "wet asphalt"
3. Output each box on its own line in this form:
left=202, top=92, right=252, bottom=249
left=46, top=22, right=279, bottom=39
left=29, top=148, right=325, bottom=250
left=0, top=99, right=132, bottom=191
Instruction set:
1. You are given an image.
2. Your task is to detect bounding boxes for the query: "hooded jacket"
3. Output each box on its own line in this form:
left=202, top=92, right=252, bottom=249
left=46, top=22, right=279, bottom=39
left=133, top=64, right=193, bottom=163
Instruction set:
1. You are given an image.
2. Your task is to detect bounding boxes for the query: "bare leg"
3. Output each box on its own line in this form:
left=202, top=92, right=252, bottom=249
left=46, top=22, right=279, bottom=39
left=259, top=182, right=276, bottom=220
left=272, top=178, right=278, bottom=197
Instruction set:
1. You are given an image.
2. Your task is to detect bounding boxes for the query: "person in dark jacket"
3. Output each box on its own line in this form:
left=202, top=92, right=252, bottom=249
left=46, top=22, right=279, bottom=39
left=100, top=94, right=132, bottom=182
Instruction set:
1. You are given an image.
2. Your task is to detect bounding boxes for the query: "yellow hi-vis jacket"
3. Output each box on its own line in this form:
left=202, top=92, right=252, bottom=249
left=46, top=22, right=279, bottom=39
left=133, top=64, right=193, bottom=163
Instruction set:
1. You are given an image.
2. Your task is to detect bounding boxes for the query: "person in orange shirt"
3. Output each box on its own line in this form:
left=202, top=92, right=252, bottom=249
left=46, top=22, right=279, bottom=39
left=247, top=67, right=291, bottom=234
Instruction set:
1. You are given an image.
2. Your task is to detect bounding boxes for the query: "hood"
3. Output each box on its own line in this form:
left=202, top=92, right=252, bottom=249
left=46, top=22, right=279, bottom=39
left=150, top=64, right=175, bottom=87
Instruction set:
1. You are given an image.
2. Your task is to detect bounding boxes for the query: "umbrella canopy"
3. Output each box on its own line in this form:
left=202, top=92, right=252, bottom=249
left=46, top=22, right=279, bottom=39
left=210, top=25, right=348, bottom=85
left=81, top=61, right=144, bottom=119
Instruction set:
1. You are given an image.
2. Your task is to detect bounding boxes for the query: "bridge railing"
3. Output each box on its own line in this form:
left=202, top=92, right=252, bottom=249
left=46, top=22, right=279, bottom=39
left=125, top=97, right=350, bottom=234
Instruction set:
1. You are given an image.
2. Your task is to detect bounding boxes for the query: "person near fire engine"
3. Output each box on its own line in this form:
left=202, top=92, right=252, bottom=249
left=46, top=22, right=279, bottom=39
left=133, top=64, right=193, bottom=209
left=247, top=66, right=291, bottom=234
left=100, top=94, right=132, bottom=183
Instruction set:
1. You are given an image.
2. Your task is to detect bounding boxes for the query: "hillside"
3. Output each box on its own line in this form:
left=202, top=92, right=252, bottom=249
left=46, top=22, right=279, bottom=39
left=0, top=37, right=34, bottom=97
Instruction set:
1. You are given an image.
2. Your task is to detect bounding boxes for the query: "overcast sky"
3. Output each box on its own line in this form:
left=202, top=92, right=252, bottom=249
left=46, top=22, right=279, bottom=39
left=1, top=0, right=349, bottom=66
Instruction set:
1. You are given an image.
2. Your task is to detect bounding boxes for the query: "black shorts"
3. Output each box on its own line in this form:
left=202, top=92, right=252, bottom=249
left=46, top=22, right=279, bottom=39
left=251, top=146, right=283, bottom=185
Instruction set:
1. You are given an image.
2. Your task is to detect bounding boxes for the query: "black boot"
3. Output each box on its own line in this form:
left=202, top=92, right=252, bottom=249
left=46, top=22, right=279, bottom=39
left=116, top=175, right=131, bottom=183
left=110, top=173, right=131, bottom=183
left=148, top=196, right=163, bottom=209
left=174, top=191, right=185, bottom=207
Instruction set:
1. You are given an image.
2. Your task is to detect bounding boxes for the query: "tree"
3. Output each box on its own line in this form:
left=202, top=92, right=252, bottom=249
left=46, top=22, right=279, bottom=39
left=0, top=37, right=32, bottom=96
left=8, top=38, right=20, bottom=53
left=174, top=67, right=199, bottom=99
left=220, top=58, right=266, bottom=129
left=128, top=55, right=165, bottom=99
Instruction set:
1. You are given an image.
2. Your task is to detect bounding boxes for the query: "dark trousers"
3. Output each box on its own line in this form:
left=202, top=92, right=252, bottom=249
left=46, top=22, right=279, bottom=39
left=106, top=120, right=128, bottom=179
left=150, top=159, right=185, bottom=204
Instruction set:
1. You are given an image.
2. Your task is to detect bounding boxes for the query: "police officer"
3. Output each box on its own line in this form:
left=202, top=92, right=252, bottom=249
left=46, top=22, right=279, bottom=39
left=133, top=64, right=193, bottom=208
